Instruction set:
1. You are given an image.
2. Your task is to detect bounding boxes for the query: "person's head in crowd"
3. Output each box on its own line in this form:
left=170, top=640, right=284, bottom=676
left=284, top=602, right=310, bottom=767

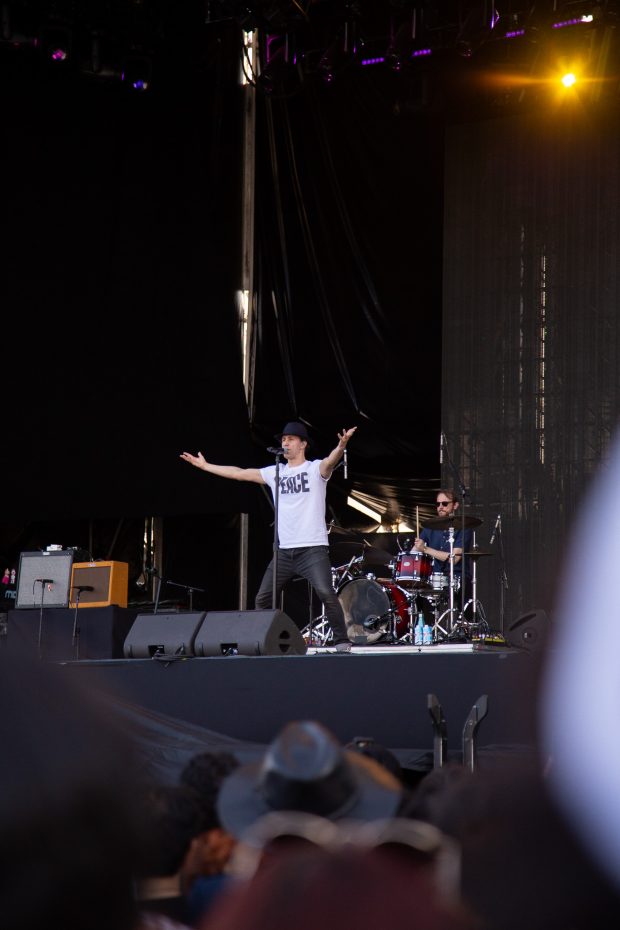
left=406, top=760, right=620, bottom=930
left=179, top=750, right=240, bottom=875
left=0, top=651, right=144, bottom=930
left=204, top=812, right=474, bottom=930
left=345, top=735, right=404, bottom=783
left=399, top=762, right=476, bottom=824
left=178, top=751, right=240, bottom=922
left=216, top=720, right=403, bottom=839
left=136, top=784, right=210, bottom=884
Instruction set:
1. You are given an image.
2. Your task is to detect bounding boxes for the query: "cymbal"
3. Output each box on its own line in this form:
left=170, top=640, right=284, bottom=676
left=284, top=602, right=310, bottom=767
left=463, top=549, right=493, bottom=558
left=361, top=539, right=394, bottom=563
left=329, top=541, right=392, bottom=567
left=422, top=514, right=483, bottom=530
left=326, top=522, right=362, bottom=538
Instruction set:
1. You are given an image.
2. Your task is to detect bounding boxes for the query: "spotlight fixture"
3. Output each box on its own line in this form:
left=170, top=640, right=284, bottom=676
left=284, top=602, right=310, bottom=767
left=122, top=51, right=152, bottom=91
left=40, top=20, right=72, bottom=63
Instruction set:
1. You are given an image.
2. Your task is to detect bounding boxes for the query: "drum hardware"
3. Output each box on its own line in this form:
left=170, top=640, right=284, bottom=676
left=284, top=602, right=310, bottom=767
left=421, top=512, right=485, bottom=642
left=332, top=554, right=364, bottom=589
left=457, top=546, right=492, bottom=637
left=302, top=615, right=331, bottom=647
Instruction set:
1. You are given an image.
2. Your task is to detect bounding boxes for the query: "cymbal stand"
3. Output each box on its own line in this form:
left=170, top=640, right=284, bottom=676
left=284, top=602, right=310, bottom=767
left=460, top=543, right=490, bottom=636
left=434, top=527, right=459, bottom=639
left=404, top=590, right=417, bottom=644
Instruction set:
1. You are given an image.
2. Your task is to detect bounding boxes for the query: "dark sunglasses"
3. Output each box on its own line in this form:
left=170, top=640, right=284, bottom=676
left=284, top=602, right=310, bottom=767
left=436, top=501, right=453, bottom=507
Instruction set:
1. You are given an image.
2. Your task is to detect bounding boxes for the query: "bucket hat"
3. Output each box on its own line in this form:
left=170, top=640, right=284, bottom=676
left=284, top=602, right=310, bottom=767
left=216, top=720, right=403, bottom=838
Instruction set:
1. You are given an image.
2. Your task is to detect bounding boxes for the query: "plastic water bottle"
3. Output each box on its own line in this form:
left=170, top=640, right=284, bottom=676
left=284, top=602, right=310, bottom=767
left=415, top=612, right=424, bottom=645
left=423, top=623, right=433, bottom=645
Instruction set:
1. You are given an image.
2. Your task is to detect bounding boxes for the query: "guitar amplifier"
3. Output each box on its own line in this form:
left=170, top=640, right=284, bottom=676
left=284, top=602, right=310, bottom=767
left=15, top=550, right=74, bottom=609
left=69, top=561, right=129, bottom=609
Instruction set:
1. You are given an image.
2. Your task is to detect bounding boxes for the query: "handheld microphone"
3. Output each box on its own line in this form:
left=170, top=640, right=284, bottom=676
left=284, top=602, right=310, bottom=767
left=267, top=446, right=285, bottom=455
left=489, top=513, right=501, bottom=546
left=343, top=447, right=348, bottom=479
left=72, top=585, right=94, bottom=592
left=35, top=578, right=54, bottom=584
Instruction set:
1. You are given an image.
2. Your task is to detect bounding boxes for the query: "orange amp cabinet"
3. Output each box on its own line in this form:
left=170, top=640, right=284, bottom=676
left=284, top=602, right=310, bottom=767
left=69, top=561, right=129, bottom=609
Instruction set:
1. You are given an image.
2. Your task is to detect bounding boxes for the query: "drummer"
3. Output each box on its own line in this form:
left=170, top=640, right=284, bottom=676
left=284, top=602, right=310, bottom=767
left=414, top=490, right=473, bottom=594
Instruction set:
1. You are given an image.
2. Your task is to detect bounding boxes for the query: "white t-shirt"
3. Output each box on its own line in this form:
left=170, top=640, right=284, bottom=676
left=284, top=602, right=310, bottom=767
left=259, top=458, right=329, bottom=549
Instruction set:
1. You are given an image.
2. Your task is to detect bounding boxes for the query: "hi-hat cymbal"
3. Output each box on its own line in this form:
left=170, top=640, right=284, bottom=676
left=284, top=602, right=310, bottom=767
left=463, top=549, right=493, bottom=558
left=422, top=514, right=483, bottom=530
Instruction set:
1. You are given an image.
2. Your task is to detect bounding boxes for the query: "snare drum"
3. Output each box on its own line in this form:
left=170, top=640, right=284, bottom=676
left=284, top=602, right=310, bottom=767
left=392, top=551, right=432, bottom=589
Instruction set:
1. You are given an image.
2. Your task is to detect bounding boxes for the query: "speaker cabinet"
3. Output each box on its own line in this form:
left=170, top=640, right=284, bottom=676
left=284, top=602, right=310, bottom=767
left=15, top=550, right=74, bottom=609
left=506, top=609, right=550, bottom=651
left=194, top=609, right=307, bottom=657
left=69, top=562, right=129, bottom=608
left=123, top=611, right=207, bottom=658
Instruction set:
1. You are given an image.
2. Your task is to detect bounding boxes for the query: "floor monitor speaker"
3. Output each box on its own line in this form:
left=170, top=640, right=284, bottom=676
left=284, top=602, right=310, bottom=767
left=506, top=609, right=550, bottom=652
left=15, top=550, right=74, bottom=609
left=194, top=609, right=307, bottom=656
left=123, top=611, right=207, bottom=658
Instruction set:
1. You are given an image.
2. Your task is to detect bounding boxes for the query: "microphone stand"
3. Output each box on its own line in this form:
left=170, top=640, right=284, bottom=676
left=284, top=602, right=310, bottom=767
left=150, top=567, right=205, bottom=613
left=496, top=516, right=508, bottom=635
left=441, top=432, right=471, bottom=636
left=165, top=579, right=206, bottom=612
left=36, top=580, right=46, bottom=660
left=153, top=570, right=163, bottom=614
left=71, top=587, right=83, bottom=660
left=270, top=448, right=285, bottom=611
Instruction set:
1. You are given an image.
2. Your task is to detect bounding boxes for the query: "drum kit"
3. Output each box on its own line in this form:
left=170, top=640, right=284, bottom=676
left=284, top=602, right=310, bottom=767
left=305, top=514, right=491, bottom=647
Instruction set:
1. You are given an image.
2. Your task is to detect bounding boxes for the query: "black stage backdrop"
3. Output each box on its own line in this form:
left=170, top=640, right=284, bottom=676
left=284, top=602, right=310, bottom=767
left=1, top=23, right=255, bottom=522
left=442, top=107, right=620, bottom=627
left=0, top=23, right=447, bottom=614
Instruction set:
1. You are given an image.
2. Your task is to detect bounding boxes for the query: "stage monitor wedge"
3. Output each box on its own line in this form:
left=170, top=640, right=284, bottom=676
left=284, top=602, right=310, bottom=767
left=123, top=611, right=207, bottom=658
left=195, top=609, right=307, bottom=657
left=15, top=550, right=74, bottom=609
left=506, top=609, right=550, bottom=652
left=70, top=561, right=128, bottom=608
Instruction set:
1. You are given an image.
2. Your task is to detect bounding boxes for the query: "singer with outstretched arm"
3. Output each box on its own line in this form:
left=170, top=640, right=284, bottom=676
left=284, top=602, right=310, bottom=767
left=180, top=422, right=357, bottom=653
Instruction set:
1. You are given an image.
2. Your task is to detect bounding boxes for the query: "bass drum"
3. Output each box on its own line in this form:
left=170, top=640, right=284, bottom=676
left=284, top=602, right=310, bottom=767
left=381, top=581, right=411, bottom=639
left=338, top=577, right=409, bottom=645
left=338, top=577, right=391, bottom=644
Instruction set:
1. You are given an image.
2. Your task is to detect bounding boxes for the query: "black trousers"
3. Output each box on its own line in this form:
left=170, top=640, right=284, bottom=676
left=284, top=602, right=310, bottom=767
left=255, top=546, right=349, bottom=645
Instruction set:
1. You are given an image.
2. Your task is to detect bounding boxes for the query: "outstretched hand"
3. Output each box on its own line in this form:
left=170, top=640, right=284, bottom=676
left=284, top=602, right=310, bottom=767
left=338, top=427, right=357, bottom=447
left=180, top=451, right=206, bottom=469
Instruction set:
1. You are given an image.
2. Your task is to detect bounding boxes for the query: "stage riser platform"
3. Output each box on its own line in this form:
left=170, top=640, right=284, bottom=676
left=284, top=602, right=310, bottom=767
left=62, top=651, right=539, bottom=755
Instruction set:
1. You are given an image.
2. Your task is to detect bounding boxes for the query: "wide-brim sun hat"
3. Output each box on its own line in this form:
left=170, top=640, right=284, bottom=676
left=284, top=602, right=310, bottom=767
left=216, top=720, right=403, bottom=839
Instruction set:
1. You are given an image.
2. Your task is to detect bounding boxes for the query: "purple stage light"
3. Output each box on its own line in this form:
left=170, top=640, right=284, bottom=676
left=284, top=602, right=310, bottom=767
left=51, top=48, right=67, bottom=61
left=411, top=48, right=431, bottom=58
left=552, top=17, right=591, bottom=29
left=361, top=56, right=385, bottom=66
left=505, top=29, right=525, bottom=39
